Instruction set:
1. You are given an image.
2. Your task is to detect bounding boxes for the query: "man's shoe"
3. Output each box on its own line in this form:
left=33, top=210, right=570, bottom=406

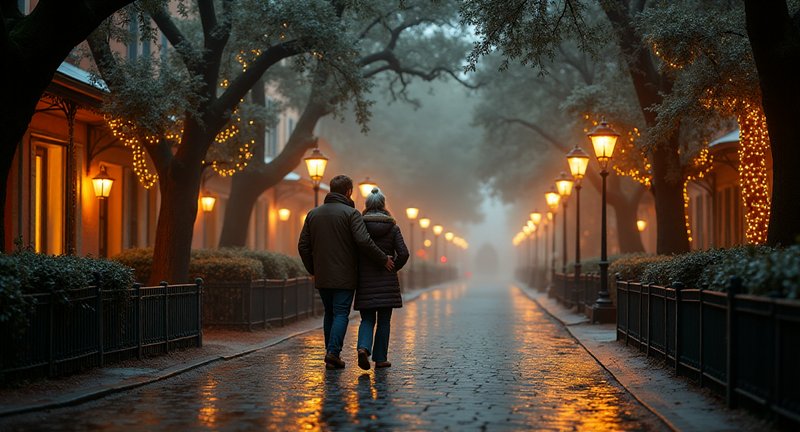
left=357, top=348, right=371, bottom=371
left=324, top=353, right=345, bottom=369
left=375, top=361, right=392, bottom=368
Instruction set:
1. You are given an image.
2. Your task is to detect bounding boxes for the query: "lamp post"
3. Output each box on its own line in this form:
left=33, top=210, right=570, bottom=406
left=545, top=187, right=560, bottom=288
left=92, top=165, right=114, bottom=257
left=406, top=207, right=419, bottom=288
left=567, top=145, right=590, bottom=309
left=304, top=146, right=328, bottom=207
left=588, top=119, right=620, bottom=323
left=444, top=231, right=454, bottom=264
left=555, top=172, right=574, bottom=275
left=432, top=224, right=443, bottom=264
left=419, top=217, right=430, bottom=287
left=530, top=210, right=542, bottom=287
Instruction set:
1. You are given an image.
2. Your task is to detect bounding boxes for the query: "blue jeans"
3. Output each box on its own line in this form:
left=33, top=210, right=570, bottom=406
left=357, top=308, right=393, bottom=362
left=318, top=289, right=354, bottom=356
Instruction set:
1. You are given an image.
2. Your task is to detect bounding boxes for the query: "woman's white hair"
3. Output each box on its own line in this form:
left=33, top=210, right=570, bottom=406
left=364, top=187, right=386, bottom=212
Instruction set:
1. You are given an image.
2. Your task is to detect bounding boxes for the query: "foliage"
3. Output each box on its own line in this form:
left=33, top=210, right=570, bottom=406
left=113, top=248, right=307, bottom=283
left=0, top=256, right=33, bottom=338
left=700, top=245, right=800, bottom=298
left=189, top=257, right=262, bottom=283
left=609, top=254, right=672, bottom=282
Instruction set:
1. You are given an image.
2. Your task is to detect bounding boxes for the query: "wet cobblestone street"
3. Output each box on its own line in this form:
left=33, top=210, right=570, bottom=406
left=1, top=281, right=667, bottom=431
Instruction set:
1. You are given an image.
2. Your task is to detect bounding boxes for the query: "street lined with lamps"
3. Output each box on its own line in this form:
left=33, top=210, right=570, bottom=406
left=566, top=144, right=590, bottom=308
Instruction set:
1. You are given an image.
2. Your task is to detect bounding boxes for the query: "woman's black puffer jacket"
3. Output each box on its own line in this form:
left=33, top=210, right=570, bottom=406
left=354, top=212, right=410, bottom=310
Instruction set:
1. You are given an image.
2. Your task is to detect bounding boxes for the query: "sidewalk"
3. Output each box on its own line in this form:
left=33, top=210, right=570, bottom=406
left=0, top=284, right=440, bottom=418
left=516, top=283, right=774, bottom=432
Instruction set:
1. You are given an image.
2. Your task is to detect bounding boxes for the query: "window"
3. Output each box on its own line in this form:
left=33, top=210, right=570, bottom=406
left=33, top=143, right=65, bottom=254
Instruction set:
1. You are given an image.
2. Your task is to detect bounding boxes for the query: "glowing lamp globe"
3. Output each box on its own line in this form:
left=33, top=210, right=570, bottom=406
left=445, top=232, right=454, bottom=241
left=304, top=147, right=328, bottom=182
left=637, top=219, right=647, bottom=232
left=523, top=226, right=532, bottom=236
left=406, top=207, right=419, bottom=220
left=545, top=187, right=561, bottom=213
left=566, top=145, right=590, bottom=181
left=358, top=177, right=377, bottom=198
left=200, top=194, right=216, bottom=212
left=278, top=208, right=291, bottom=221
left=530, top=210, right=542, bottom=226
left=419, top=217, right=431, bottom=229
left=587, top=120, right=620, bottom=170
left=92, top=165, right=114, bottom=199
left=432, top=225, right=444, bottom=236
left=555, top=171, right=574, bottom=198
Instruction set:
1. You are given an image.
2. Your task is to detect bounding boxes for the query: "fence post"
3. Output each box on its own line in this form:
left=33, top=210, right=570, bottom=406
left=281, top=279, right=286, bottom=327
left=195, top=278, right=204, bottom=348
left=161, top=281, right=169, bottom=353
left=48, top=292, right=55, bottom=377
left=624, top=281, right=630, bottom=346
left=646, top=283, right=652, bottom=358
left=699, top=285, right=705, bottom=388
left=726, top=277, right=741, bottom=409
left=95, top=273, right=104, bottom=368
left=135, top=283, right=142, bottom=359
left=674, top=282, right=684, bottom=376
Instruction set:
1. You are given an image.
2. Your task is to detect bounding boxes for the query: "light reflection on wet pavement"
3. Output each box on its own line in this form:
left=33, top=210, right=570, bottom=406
left=1, top=281, right=666, bottom=431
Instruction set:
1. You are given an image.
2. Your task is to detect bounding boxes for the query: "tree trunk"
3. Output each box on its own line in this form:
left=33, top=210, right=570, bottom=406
left=149, top=134, right=205, bottom=284
left=651, top=143, right=690, bottom=254
left=217, top=171, right=265, bottom=247
left=745, top=1, right=800, bottom=246
left=612, top=194, right=645, bottom=254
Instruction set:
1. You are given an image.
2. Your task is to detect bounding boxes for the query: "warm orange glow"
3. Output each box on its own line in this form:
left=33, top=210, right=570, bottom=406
left=530, top=210, right=542, bottom=226
left=358, top=177, right=377, bottom=197
left=278, top=208, right=291, bottom=221
left=92, top=165, right=114, bottom=199
left=637, top=219, right=646, bottom=232
left=547, top=211, right=554, bottom=221
left=545, top=187, right=560, bottom=213
left=424, top=239, right=432, bottom=247
left=566, top=146, right=590, bottom=180
left=406, top=207, right=419, bottom=220
left=200, top=193, right=216, bottom=212
left=34, top=155, right=43, bottom=253
left=445, top=232, right=454, bottom=241
left=304, top=147, right=328, bottom=182
left=419, top=217, right=431, bottom=229
left=555, top=171, right=574, bottom=198
left=587, top=120, right=619, bottom=169
left=432, top=225, right=443, bottom=236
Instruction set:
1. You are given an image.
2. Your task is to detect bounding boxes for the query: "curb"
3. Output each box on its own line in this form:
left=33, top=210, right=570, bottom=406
left=0, top=281, right=456, bottom=419
left=515, top=283, right=679, bottom=432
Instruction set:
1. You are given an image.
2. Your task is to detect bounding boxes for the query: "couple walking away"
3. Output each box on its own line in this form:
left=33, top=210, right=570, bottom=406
left=298, top=175, right=410, bottom=370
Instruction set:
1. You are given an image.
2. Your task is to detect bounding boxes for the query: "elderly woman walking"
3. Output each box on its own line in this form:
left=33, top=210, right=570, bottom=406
left=355, top=188, right=410, bottom=370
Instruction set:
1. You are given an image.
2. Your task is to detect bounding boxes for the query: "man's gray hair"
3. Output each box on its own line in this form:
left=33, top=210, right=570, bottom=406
left=365, top=187, right=386, bottom=212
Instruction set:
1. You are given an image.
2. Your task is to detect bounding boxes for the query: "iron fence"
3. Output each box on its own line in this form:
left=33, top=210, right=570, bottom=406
left=203, top=277, right=320, bottom=330
left=1, top=280, right=203, bottom=382
left=617, top=278, right=800, bottom=425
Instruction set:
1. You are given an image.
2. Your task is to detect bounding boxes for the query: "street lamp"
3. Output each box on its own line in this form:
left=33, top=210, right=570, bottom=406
left=555, top=171, right=573, bottom=276
left=92, top=165, right=114, bottom=257
left=406, top=207, right=419, bottom=288
left=359, top=177, right=377, bottom=198
left=545, top=187, right=560, bottom=288
left=444, top=232, right=454, bottom=264
left=200, top=192, right=216, bottom=212
left=304, top=146, right=328, bottom=207
left=588, top=119, right=620, bottom=323
left=432, top=224, right=443, bottom=264
left=530, top=209, right=542, bottom=287
left=278, top=208, right=291, bottom=221
left=637, top=219, right=647, bottom=232
left=567, top=145, right=590, bottom=309
left=419, top=217, right=431, bottom=287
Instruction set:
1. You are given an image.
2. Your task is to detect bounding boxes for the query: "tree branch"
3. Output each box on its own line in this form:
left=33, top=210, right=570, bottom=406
left=150, top=6, right=196, bottom=67
left=197, top=0, right=217, bottom=39
left=213, top=39, right=304, bottom=119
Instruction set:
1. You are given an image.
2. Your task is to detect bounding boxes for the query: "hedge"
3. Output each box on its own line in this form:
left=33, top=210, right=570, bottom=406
left=113, top=247, right=309, bottom=284
left=607, top=245, right=799, bottom=298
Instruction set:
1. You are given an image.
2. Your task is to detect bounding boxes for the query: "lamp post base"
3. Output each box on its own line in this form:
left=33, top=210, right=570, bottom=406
left=589, top=302, right=616, bottom=324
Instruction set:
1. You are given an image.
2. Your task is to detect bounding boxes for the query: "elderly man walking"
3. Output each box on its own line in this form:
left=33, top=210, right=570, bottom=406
left=298, top=175, right=394, bottom=369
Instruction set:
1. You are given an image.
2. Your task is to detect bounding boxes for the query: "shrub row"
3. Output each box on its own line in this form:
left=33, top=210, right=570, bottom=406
left=609, top=245, right=799, bottom=298
left=113, top=248, right=308, bottom=284
left=0, top=251, right=135, bottom=337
